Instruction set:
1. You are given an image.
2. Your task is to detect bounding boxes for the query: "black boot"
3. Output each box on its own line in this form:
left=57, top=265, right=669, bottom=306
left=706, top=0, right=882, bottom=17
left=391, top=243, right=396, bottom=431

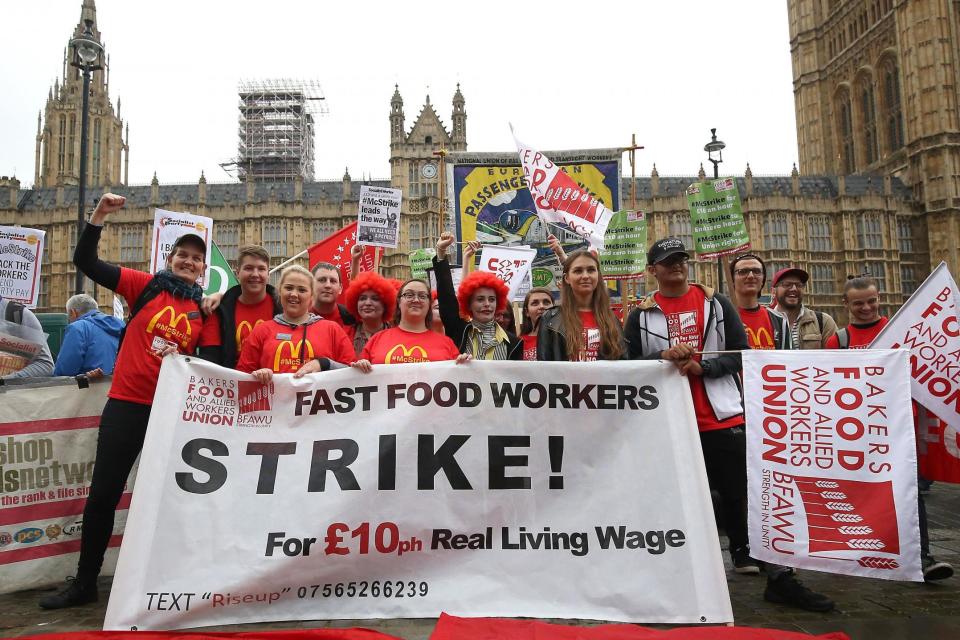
left=38, top=577, right=98, bottom=610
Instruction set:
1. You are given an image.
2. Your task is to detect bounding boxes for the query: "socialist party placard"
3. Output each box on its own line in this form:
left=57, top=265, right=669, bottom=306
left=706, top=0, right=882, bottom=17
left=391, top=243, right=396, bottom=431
left=105, top=358, right=732, bottom=630
left=0, top=225, right=45, bottom=307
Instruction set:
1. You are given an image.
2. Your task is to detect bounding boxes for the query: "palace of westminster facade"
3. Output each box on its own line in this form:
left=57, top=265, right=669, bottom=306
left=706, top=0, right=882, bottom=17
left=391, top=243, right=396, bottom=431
left=2, top=0, right=960, bottom=324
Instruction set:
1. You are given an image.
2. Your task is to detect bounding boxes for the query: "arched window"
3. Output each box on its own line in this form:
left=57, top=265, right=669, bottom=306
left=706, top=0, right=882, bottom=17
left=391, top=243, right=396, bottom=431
left=858, top=76, right=878, bottom=165
left=837, top=90, right=855, bottom=173
left=881, top=58, right=904, bottom=152
left=668, top=214, right=693, bottom=248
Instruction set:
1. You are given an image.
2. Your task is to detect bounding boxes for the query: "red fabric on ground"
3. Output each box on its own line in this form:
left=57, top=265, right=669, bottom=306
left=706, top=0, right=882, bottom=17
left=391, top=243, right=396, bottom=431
left=4, top=629, right=401, bottom=640
left=428, top=613, right=850, bottom=640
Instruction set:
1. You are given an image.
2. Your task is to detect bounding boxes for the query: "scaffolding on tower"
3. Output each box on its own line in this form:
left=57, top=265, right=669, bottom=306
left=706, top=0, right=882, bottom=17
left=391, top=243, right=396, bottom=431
left=230, top=78, right=328, bottom=182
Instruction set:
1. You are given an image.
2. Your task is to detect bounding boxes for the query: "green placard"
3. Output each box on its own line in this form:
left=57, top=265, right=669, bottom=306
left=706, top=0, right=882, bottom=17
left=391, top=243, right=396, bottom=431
left=203, top=241, right=239, bottom=296
left=686, top=177, right=750, bottom=258
left=600, top=210, right=647, bottom=280
left=408, top=248, right=437, bottom=281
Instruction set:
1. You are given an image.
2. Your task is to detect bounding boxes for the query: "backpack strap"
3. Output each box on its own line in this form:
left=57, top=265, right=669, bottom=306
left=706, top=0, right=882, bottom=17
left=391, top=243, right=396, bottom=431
left=116, top=278, right=166, bottom=346
left=4, top=300, right=25, bottom=325
left=836, top=327, right=850, bottom=349
left=815, top=310, right=824, bottom=334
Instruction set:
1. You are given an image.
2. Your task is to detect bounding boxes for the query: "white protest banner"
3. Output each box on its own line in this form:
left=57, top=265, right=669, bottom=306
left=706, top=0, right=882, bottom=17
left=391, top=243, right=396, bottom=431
left=744, top=349, right=920, bottom=581
left=150, top=209, right=213, bottom=286
left=512, top=131, right=614, bottom=250
left=0, top=225, right=45, bottom=307
left=105, top=357, right=732, bottom=630
left=357, top=185, right=402, bottom=249
left=870, top=262, right=960, bottom=434
left=0, top=378, right=136, bottom=594
left=477, top=244, right=537, bottom=302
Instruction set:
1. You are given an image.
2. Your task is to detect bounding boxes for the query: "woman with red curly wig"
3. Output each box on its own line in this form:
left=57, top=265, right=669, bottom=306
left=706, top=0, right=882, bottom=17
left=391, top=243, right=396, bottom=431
left=433, top=232, right=522, bottom=360
left=343, top=271, right=396, bottom=356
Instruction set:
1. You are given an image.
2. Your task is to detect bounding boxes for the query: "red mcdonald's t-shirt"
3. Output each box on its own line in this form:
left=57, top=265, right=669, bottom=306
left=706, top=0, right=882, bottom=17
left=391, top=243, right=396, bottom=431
left=360, top=327, right=460, bottom=364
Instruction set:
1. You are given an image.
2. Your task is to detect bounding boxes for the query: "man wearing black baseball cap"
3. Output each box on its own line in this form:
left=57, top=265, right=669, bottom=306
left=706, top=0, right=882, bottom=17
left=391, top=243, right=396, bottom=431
left=771, top=266, right=837, bottom=349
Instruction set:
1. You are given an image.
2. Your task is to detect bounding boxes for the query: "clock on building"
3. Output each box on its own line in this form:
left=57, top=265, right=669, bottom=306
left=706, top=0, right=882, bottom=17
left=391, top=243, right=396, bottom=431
left=420, top=163, right=438, bottom=179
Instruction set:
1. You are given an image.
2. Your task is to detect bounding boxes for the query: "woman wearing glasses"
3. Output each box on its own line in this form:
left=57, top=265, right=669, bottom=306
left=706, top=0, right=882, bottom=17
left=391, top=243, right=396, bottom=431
left=538, top=249, right=625, bottom=361
left=351, top=279, right=470, bottom=370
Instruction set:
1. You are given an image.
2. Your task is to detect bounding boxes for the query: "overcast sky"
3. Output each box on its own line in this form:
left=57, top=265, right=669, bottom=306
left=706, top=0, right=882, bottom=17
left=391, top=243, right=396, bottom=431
left=1, top=0, right=799, bottom=188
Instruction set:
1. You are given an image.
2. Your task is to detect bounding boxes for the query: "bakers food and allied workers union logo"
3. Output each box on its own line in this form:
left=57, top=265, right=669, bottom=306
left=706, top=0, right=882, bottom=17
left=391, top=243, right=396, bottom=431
left=45, top=524, right=62, bottom=540
left=238, top=380, right=275, bottom=415
left=385, top=344, right=429, bottom=364
left=14, top=527, right=44, bottom=544
left=236, top=320, right=264, bottom=351
left=182, top=377, right=238, bottom=427
left=273, top=340, right=315, bottom=371
left=147, top=306, right=193, bottom=349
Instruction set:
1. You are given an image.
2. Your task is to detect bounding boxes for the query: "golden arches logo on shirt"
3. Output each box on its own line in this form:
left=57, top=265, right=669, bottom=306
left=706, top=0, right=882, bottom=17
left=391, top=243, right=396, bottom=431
left=146, top=306, right=192, bottom=348
left=384, top=343, right=429, bottom=364
left=236, top=320, right=264, bottom=351
left=745, top=326, right=774, bottom=350
left=274, top=340, right=315, bottom=370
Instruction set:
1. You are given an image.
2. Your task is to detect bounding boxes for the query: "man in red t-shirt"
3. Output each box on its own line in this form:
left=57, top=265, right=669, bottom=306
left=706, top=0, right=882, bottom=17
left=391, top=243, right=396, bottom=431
left=311, top=262, right=356, bottom=329
left=826, top=276, right=953, bottom=581
left=729, top=254, right=789, bottom=350
left=626, top=238, right=834, bottom=612
left=824, top=276, right=888, bottom=349
left=210, top=245, right=281, bottom=369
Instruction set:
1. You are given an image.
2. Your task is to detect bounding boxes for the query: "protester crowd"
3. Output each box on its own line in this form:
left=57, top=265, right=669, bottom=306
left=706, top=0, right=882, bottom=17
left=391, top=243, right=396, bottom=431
left=1, top=193, right=952, bottom=615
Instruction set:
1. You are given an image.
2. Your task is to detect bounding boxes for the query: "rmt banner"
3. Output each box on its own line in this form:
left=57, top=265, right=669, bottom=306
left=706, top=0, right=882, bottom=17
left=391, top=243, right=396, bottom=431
left=104, top=357, right=732, bottom=630
left=744, top=350, right=921, bottom=581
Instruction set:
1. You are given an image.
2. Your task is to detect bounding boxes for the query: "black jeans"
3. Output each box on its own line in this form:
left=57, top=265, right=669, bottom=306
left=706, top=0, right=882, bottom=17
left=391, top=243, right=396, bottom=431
left=699, top=425, right=749, bottom=552
left=76, top=398, right=151, bottom=582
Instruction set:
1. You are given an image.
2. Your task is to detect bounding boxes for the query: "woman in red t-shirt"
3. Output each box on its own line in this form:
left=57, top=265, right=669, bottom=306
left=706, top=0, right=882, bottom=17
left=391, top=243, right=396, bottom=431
left=236, top=266, right=354, bottom=382
left=351, top=279, right=471, bottom=371
left=537, top=250, right=625, bottom=361
left=342, top=271, right=395, bottom=356
left=518, top=287, right=554, bottom=361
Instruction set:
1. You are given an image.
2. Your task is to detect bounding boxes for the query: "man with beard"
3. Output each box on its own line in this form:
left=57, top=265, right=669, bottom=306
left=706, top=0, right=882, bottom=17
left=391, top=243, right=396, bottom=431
left=771, top=267, right=837, bottom=349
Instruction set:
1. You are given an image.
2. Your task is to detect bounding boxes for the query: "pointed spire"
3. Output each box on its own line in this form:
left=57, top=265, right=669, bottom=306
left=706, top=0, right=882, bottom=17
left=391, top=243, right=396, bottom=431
left=62, top=47, right=67, bottom=80
left=744, top=163, right=753, bottom=179
left=453, top=82, right=464, bottom=105
left=117, top=95, right=121, bottom=119
left=343, top=167, right=351, bottom=181
left=425, top=93, right=431, bottom=105
left=391, top=84, right=402, bottom=106
left=75, top=0, right=100, bottom=40
left=199, top=170, right=206, bottom=184
left=791, top=162, right=799, bottom=178
left=650, top=163, right=659, bottom=178
left=698, top=163, right=706, bottom=180
left=37, top=111, right=42, bottom=134
left=151, top=171, right=159, bottom=186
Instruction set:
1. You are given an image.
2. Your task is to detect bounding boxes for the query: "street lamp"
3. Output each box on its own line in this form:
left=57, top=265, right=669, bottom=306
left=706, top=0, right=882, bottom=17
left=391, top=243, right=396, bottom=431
left=70, top=18, right=103, bottom=295
left=703, top=128, right=726, bottom=292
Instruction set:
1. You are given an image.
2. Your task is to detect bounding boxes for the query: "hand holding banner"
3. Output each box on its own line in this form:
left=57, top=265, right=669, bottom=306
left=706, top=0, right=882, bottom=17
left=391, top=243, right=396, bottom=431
left=513, top=130, right=614, bottom=250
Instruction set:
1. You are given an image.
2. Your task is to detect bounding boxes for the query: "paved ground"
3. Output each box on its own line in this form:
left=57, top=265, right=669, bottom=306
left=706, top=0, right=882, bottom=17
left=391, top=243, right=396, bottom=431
left=3, top=484, right=959, bottom=639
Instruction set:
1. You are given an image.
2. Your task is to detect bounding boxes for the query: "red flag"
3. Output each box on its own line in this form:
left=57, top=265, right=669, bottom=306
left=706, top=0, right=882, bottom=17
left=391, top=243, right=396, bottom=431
left=307, top=221, right=381, bottom=299
left=429, top=614, right=850, bottom=640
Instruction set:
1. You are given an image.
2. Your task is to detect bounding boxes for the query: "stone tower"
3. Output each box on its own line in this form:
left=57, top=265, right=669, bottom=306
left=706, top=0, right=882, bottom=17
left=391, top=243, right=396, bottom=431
left=787, top=0, right=960, bottom=271
left=36, top=0, right=128, bottom=188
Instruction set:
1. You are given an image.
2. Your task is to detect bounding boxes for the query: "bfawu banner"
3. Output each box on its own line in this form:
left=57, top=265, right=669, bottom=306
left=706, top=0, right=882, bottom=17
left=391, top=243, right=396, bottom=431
left=105, top=357, right=732, bottom=630
left=0, top=378, right=134, bottom=594
left=870, top=262, right=960, bottom=435
left=744, top=350, right=921, bottom=581
left=916, top=404, right=960, bottom=483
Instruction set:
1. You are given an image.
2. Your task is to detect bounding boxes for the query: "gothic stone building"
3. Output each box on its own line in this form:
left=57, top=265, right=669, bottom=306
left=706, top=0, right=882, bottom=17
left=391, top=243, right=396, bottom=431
left=0, top=0, right=945, bottom=325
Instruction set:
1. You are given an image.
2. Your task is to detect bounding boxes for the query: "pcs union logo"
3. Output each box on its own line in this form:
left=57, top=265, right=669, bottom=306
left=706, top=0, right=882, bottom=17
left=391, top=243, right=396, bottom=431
left=14, top=527, right=44, bottom=544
